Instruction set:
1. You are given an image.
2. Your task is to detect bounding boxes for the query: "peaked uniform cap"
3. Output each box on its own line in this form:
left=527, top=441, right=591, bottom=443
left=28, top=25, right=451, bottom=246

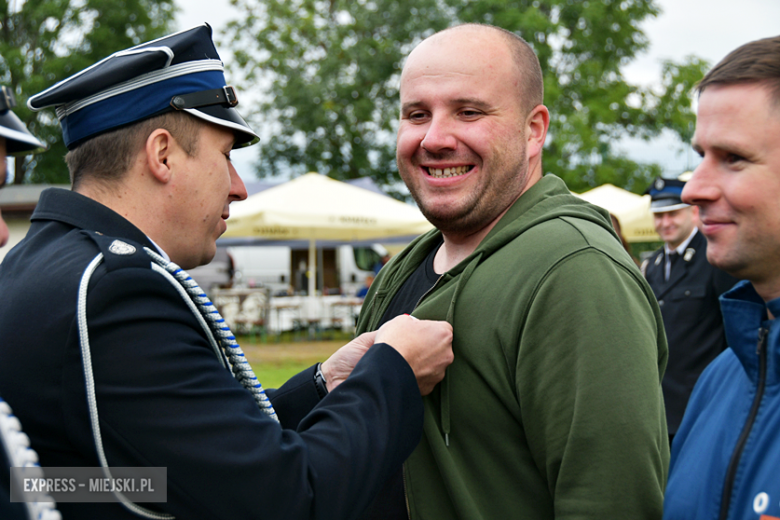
left=0, top=110, right=46, bottom=155
left=645, top=177, right=690, bottom=213
left=27, top=24, right=259, bottom=150
left=0, top=85, right=46, bottom=154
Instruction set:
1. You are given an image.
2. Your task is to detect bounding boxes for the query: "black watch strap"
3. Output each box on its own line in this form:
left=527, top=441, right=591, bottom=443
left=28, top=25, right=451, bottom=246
left=314, top=363, right=329, bottom=399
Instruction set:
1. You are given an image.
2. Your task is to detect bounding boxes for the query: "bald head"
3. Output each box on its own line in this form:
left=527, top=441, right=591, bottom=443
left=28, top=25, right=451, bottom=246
left=405, top=24, right=544, bottom=117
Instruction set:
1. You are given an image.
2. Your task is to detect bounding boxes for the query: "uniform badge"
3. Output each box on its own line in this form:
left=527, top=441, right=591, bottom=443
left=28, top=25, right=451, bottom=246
left=108, top=240, right=136, bottom=256
left=684, top=248, right=695, bottom=262
left=654, top=178, right=665, bottom=191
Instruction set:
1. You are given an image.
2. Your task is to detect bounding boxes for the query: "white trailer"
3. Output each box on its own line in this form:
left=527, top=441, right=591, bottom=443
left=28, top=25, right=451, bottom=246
left=190, top=243, right=387, bottom=297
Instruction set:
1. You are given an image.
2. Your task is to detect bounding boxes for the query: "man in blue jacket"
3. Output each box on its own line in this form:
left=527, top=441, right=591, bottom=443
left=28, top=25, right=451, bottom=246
left=0, top=25, right=453, bottom=519
left=663, top=35, right=780, bottom=520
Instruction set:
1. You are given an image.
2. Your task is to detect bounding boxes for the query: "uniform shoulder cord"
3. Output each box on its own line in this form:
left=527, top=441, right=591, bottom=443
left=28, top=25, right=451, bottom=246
left=76, top=245, right=278, bottom=519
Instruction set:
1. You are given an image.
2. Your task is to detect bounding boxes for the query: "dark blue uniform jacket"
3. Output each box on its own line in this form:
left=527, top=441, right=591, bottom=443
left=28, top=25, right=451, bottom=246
left=0, top=188, right=423, bottom=520
left=644, top=230, right=738, bottom=434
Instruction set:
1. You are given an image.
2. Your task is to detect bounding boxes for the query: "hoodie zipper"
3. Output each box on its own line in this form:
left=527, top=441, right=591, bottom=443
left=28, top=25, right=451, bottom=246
left=718, top=326, right=769, bottom=520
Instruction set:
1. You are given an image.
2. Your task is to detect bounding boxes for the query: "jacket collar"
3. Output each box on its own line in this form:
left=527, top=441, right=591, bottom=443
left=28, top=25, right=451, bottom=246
left=720, top=281, right=780, bottom=385
left=31, top=188, right=155, bottom=251
left=657, top=231, right=705, bottom=296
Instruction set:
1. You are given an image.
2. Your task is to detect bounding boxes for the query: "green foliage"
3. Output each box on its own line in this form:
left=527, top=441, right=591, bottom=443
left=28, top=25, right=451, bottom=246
left=0, top=0, right=177, bottom=184
left=223, top=0, right=452, bottom=195
left=225, top=0, right=709, bottom=194
left=652, top=56, right=710, bottom=144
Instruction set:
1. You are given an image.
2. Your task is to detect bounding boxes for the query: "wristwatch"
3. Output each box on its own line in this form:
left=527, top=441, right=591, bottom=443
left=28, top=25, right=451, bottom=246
left=314, top=363, right=329, bottom=398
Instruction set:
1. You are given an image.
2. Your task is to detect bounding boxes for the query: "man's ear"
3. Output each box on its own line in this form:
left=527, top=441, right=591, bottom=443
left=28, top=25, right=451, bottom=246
left=525, top=104, right=550, bottom=159
left=146, top=129, right=175, bottom=184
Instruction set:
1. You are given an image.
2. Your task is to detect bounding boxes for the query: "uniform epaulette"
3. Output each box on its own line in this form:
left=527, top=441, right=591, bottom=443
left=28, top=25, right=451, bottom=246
left=646, top=249, right=663, bottom=272
left=80, top=230, right=150, bottom=272
left=640, top=258, right=649, bottom=277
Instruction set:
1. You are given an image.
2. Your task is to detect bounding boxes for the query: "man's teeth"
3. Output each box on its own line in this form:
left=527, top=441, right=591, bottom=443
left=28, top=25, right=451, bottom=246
left=426, top=166, right=470, bottom=178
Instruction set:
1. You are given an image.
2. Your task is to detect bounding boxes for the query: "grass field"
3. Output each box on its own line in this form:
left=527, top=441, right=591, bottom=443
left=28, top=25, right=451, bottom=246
left=240, top=338, right=345, bottom=388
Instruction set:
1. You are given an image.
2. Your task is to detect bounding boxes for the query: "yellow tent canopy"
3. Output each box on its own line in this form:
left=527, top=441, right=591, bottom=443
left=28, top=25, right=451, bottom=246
left=576, top=184, right=659, bottom=243
left=224, top=173, right=433, bottom=298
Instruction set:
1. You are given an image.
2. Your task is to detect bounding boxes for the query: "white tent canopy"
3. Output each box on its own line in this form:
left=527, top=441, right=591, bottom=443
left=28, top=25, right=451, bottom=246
left=224, top=173, right=433, bottom=299
left=577, top=184, right=659, bottom=243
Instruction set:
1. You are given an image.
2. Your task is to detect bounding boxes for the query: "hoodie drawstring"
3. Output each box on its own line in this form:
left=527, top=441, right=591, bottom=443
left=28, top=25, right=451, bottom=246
left=441, top=252, right=482, bottom=447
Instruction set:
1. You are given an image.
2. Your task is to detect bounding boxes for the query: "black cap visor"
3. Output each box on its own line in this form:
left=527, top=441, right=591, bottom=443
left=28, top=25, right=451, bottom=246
left=0, top=111, right=46, bottom=154
left=184, top=104, right=259, bottom=149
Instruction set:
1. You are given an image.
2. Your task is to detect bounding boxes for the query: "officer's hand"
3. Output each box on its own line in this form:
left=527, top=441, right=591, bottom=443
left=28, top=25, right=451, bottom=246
left=375, top=315, right=454, bottom=395
left=320, top=331, right=377, bottom=391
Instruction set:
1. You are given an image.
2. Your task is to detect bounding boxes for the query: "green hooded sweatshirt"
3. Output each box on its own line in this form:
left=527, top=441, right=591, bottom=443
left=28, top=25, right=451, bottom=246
left=356, top=175, right=669, bottom=520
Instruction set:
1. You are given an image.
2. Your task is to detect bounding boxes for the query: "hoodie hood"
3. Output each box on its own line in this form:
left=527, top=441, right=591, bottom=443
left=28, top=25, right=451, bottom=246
left=358, top=174, right=621, bottom=444
left=375, top=175, right=617, bottom=294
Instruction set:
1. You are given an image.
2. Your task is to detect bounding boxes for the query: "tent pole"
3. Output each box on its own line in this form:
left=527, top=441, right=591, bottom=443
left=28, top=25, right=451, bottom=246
left=308, top=238, right=316, bottom=299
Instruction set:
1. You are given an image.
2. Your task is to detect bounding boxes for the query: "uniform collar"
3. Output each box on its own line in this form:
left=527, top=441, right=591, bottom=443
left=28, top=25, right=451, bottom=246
left=665, top=227, right=698, bottom=256
left=31, top=188, right=156, bottom=252
left=720, top=281, right=780, bottom=384
left=147, top=236, right=170, bottom=261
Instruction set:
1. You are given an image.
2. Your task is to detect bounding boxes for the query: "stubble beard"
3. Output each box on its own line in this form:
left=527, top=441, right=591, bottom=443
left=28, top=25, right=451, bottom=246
left=404, top=145, right=529, bottom=238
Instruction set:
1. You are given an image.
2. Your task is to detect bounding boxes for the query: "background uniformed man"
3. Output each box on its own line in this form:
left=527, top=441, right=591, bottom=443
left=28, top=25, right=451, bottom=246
left=643, top=177, right=738, bottom=442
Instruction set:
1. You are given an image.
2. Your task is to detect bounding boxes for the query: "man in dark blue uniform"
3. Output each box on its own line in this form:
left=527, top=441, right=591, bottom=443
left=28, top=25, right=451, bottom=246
left=0, top=83, right=59, bottom=520
left=0, top=26, right=453, bottom=520
left=643, top=177, right=737, bottom=443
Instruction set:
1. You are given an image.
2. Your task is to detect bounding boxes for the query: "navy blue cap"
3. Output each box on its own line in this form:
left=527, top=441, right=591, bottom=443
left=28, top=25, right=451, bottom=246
left=645, top=177, right=690, bottom=213
left=0, top=86, right=46, bottom=154
left=27, top=24, right=259, bottom=150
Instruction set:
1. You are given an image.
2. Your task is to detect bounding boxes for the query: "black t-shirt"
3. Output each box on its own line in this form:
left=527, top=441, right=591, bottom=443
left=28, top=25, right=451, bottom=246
left=360, top=240, right=442, bottom=520
left=377, top=241, right=442, bottom=327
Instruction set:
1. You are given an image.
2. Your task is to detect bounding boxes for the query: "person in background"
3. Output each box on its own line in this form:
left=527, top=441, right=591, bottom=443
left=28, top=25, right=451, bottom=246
left=0, top=84, right=56, bottom=520
left=356, top=274, right=374, bottom=298
left=0, top=85, right=46, bottom=247
left=642, top=177, right=737, bottom=444
left=372, top=253, right=391, bottom=275
left=663, top=35, right=780, bottom=520
left=0, top=26, right=453, bottom=520
left=610, top=212, right=638, bottom=265
left=356, top=23, right=668, bottom=520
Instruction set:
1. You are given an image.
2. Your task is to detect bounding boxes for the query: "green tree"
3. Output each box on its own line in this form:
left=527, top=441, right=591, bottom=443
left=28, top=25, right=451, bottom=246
left=462, top=0, right=709, bottom=193
left=0, top=0, right=176, bottom=185
left=225, top=0, right=708, bottom=195
left=224, top=0, right=452, bottom=197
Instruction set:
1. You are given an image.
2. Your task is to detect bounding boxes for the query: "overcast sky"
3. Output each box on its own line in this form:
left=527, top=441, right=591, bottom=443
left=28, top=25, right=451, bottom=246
left=177, top=0, right=780, bottom=181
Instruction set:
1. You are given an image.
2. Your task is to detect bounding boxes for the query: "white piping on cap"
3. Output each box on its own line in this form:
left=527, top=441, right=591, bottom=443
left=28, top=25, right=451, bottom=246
left=183, top=108, right=260, bottom=144
left=54, top=60, right=224, bottom=119
left=28, top=23, right=214, bottom=112
left=114, top=46, right=175, bottom=68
